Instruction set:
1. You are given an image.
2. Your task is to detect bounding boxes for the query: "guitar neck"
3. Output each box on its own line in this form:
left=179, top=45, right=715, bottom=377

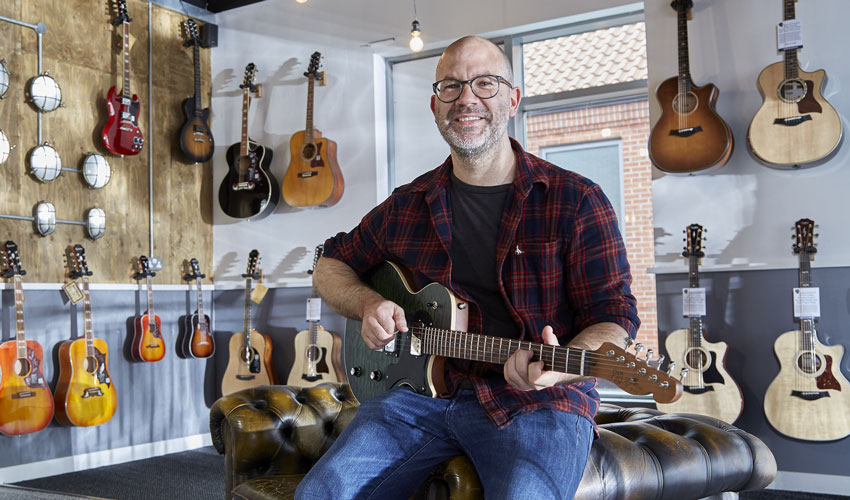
left=783, top=0, right=799, bottom=80
left=82, top=277, right=95, bottom=357
left=193, top=41, right=202, bottom=114
left=687, top=253, right=703, bottom=347
left=146, top=275, right=155, bottom=319
left=243, top=277, right=253, bottom=346
left=305, top=75, right=315, bottom=145
left=239, top=88, right=251, bottom=157
left=676, top=3, right=692, bottom=90
left=797, top=249, right=816, bottom=348
left=122, top=21, right=132, bottom=98
left=13, top=275, right=26, bottom=359
left=195, top=277, right=206, bottom=327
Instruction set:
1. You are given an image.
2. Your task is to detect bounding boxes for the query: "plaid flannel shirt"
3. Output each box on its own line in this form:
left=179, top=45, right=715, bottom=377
left=323, top=139, right=639, bottom=429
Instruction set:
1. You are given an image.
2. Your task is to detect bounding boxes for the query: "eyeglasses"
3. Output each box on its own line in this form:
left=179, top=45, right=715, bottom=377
left=432, top=75, right=513, bottom=103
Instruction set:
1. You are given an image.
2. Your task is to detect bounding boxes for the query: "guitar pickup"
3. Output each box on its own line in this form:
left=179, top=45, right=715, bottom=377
left=409, top=333, right=422, bottom=357
left=774, top=115, right=812, bottom=126
left=236, top=375, right=256, bottom=381
left=669, top=126, right=703, bottom=137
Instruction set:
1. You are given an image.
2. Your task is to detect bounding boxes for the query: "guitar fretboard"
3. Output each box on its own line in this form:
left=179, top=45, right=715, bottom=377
left=82, top=277, right=95, bottom=358
left=676, top=2, right=692, bottom=92
left=122, top=21, right=132, bottom=99
left=243, top=277, right=253, bottom=349
left=193, top=41, right=202, bottom=114
left=783, top=0, right=800, bottom=81
left=146, top=274, right=156, bottom=331
left=798, top=249, right=815, bottom=353
left=305, top=75, right=315, bottom=146
left=195, top=277, right=206, bottom=329
left=14, top=275, right=26, bottom=360
left=239, top=88, right=251, bottom=158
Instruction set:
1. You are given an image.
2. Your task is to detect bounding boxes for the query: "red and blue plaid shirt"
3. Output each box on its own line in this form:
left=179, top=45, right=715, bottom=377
left=323, top=139, right=639, bottom=429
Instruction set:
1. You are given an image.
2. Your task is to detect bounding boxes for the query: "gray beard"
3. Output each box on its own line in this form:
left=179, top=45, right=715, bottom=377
left=436, top=105, right=509, bottom=159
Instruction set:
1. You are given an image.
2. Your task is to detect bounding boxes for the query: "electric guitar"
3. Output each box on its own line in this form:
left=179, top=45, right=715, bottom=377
left=183, top=258, right=214, bottom=359
left=281, top=52, right=344, bottom=207
left=178, top=19, right=214, bottom=163
left=221, top=250, right=278, bottom=396
left=131, top=256, right=166, bottom=362
left=286, top=245, right=345, bottom=387
left=764, top=219, right=850, bottom=441
left=655, top=224, right=743, bottom=423
left=218, top=63, right=279, bottom=220
left=748, top=0, right=842, bottom=168
left=54, top=244, right=118, bottom=427
left=0, top=241, right=55, bottom=436
left=101, top=0, right=144, bottom=156
left=343, top=261, right=683, bottom=405
left=648, top=0, right=733, bottom=175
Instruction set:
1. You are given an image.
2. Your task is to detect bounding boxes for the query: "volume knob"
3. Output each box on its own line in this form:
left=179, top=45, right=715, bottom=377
left=369, top=370, right=383, bottom=381
left=349, top=366, right=362, bottom=377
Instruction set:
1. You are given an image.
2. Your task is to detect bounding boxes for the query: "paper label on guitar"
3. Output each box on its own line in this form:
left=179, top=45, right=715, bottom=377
left=777, top=19, right=803, bottom=51
left=251, top=284, right=268, bottom=304
left=793, top=287, right=820, bottom=318
left=62, top=281, right=84, bottom=305
left=306, top=297, right=322, bottom=321
left=682, top=288, right=706, bottom=317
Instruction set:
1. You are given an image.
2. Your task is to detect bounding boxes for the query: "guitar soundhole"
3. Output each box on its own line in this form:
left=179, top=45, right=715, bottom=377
left=779, top=79, right=806, bottom=103
left=796, top=350, right=825, bottom=376
left=301, top=143, right=317, bottom=161
left=84, top=356, right=98, bottom=374
left=306, top=345, right=320, bottom=362
left=672, top=91, right=698, bottom=115
left=684, top=347, right=708, bottom=372
left=14, top=358, right=31, bottom=377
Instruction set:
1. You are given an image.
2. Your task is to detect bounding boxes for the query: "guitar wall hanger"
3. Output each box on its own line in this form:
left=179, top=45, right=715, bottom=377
left=0, top=202, right=106, bottom=239
left=27, top=143, right=112, bottom=188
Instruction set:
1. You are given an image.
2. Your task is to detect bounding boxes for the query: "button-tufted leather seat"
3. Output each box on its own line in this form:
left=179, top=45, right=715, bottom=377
left=210, top=384, right=776, bottom=500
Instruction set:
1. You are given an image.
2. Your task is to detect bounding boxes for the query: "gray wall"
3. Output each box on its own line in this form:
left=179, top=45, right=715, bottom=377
left=655, top=267, right=850, bottom=476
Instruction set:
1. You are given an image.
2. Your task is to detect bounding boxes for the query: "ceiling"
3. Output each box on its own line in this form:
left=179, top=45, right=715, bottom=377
left=183, top=0, right=266, bottom=13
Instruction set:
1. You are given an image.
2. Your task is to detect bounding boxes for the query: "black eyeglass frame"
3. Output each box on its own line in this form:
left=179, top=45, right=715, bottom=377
left=432, top=75, right=514, bottom=103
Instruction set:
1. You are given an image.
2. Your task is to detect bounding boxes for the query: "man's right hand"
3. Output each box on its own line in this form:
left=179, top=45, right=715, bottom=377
left=361, top=297, right=408, bottom=350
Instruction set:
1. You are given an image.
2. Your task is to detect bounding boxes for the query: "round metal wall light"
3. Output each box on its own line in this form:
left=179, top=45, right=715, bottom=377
left=28, top=73, right=62, bottom=112
left=34, top=201, right=56, bottom=236
left=29, top=143, right=62, bottom=182
left=86, top=208, right=106, bottom=240
left=82, top=153, right=111, bottom=188
left=0, top=129, right=9, bottom=164
left=0, top=59, right=9, bottom=98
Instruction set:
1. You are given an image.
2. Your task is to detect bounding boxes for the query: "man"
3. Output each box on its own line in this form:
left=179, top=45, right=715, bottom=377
left=296, top=36, right=639, bottom=500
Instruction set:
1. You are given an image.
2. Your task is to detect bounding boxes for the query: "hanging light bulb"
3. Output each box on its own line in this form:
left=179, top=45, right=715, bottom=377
left=409, top=20, right=423, bottom=52
left=295, top=0, right=308, bottom=3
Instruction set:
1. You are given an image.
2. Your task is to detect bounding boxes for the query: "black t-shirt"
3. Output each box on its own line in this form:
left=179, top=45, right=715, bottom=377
left=449, top=171, right=522, bottom=340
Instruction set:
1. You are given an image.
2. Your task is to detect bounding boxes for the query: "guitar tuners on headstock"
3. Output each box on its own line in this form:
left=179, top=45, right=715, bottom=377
left=623, top=336, right=634, bottom=350
left=656, top=354, right=666, bottom=369
left=645, top=348, right=654, bottom=364
left=667, top=361, right=677, bottom=376
left=679, top=367, right=690, bottom=382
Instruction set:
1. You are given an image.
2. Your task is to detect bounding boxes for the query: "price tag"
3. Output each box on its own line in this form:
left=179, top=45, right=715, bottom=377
left=777, top=19, right=803, bottom=51
left=793, top=287, right=820, bottom=319
left=251, top=283, right=268, bottom=304
left=682, top=288, right=706, bottom=317
left=306, top=297, right=322, bottom=322
left=62, top=281, right=84, bottom=305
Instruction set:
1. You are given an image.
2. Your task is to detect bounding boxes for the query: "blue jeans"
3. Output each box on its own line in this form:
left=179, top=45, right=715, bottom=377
left=295, top=388, right=594, bottom=500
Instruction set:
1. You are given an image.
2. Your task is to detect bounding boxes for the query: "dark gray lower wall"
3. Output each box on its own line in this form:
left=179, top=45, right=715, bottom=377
left=0, top=285, right=345, bottom=471
left=655, top=267, right=850, bottom=476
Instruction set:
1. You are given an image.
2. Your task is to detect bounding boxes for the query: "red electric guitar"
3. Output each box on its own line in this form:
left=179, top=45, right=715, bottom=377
left=131, top=256, right=165, bottom=362
left=102, top=0, right=144, bottom=156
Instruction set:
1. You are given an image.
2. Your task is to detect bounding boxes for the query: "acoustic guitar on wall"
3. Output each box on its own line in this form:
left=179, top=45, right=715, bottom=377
left=131, top=256, right=166, bottom=362
left=54, top=244, right=118, bottom=427
left=182, top=258, right=214, bottom=359
left=748, top=0, right=842, bottom=168
left=218, top=63, right=279, bottom=220
left=0, top=241, right=55, bottom=436
left=655, top=224, right=743, bottom=424
left=763, top=219, right=850, bottom=441
left=101, top=0, right=144, bottom=156
left=282, top=52, right=344, bottom=207
left=286, top=245, right=345, bottom=387
left=178, top=19, right=214, bottom=163
left=648, top=0, right=733, bottom=175
left=221, top=250, right=278, bottom=396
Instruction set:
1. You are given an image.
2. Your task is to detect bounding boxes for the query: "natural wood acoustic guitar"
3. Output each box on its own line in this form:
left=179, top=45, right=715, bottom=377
left=748, top=0, right=842, bottom=168
left=131, top=256, right=166, bottom=362
left=286, top=245, right=345, bottom=387
left=221, top=250, right=278, bottom=396
left=54, top=244, right=118, bottom=427
left=648, top=0, right=733, bottom=175
left=655, top=224, right=743, bottom=424
left=281, top=52, right=344, bottom=207
left=182, top=258, right=214, bottom=359
left=0, top=241, right=55, bottom=436
left=763, top=219, right=850, bottom=441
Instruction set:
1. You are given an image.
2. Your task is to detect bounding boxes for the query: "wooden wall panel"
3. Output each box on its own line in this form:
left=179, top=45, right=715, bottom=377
left=0, top=0, right=213, bottom=284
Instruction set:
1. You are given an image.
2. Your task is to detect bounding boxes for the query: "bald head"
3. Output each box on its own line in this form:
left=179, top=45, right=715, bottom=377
left=436, top=36, right=514, bottom=84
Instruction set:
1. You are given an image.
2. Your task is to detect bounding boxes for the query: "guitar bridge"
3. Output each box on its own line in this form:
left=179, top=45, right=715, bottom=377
left=12, top=391, right=35, bottom=399
left=232, top=182, right=256, bottom=191
left=82, top=387, right=104, bottom=398
left=669, top=126, right=703, bottom=137
left=774, top=115, right=812, bottom=126
left=409, top=332, right=422, bottom=357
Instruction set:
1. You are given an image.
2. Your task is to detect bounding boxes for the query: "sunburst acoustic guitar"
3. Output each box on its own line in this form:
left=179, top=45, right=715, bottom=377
left=54, top=244, right=118, bottom=427
left=648, top=0, right=733, bottom=175
left=655, top=224, right=743, bottom=424
left=763, top=219, right=850, bottom=441
left=0, top=241, right=55, bottom=436
left=182, top=258, right=214, bottom=359
left=748, top=0, right=842, bottom=168
left=131, top=256, right=166, bottom=362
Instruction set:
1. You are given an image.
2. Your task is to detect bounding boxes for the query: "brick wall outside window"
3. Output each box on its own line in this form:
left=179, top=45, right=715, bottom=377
left=524, top=97, right=658, bottom=353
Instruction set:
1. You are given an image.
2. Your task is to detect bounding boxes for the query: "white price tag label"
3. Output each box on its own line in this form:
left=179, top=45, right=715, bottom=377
left=777, top=19, right=803, bottom=51
left=793, top=287, right=820, bottom=319
left=682, top=288, right=706, bottom=317
left=306, top=297, right=322, bottom=322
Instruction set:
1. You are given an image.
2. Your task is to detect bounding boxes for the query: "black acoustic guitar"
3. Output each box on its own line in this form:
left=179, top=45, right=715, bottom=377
left=343, top=261, right=682, bottom=405
left=178, top=19, right=214, bottom=163
left=217, top=63, right=279, bottom=220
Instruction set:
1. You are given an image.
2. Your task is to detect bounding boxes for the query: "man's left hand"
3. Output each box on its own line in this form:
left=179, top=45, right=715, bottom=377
left=504, top=326, right=584, bottom=391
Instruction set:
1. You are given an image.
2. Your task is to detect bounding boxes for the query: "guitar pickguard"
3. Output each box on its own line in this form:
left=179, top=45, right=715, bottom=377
left=24, top=347, right=47, bottom=389
left=817, top=355, right=841, bottom=391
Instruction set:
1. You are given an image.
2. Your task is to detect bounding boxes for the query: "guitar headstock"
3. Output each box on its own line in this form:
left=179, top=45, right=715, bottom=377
left=184, top=257, right=205, bottom=281
left=68, top=244, right=93, bottom=279
left=305, top=52, right=323, bottom=83
left=243, top=249, right=262, bottom=280
left=135, top=255, right=156, bottom=280
left=240, top=63, right=258, bottom=93
left=1, top=241, right=25, bottom=279
left=682, top=223, right=705, bottom=259
left=184, top=18, right=199, bottom=46
left=670, top=0, right=694, bottom=13
left=590, top=341, right=683, bottom=404
left=113, top=0, right=131, bottom=25
left=793, top=218, right=817, bottom=257
left=308, top=244, right=324, bottom=275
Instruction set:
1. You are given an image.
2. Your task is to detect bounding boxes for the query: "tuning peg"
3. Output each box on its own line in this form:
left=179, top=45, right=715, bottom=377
left=634, top=343, right=644, bottom=359
left=623, top=337, right=634, bottom=350
left=656, top=354, right=666, bottom=368
left=645, top=348, right=654, bottom=364
left=666, top=361, right=676, bottom=376
left=679, top=367, right=689, bottom=381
